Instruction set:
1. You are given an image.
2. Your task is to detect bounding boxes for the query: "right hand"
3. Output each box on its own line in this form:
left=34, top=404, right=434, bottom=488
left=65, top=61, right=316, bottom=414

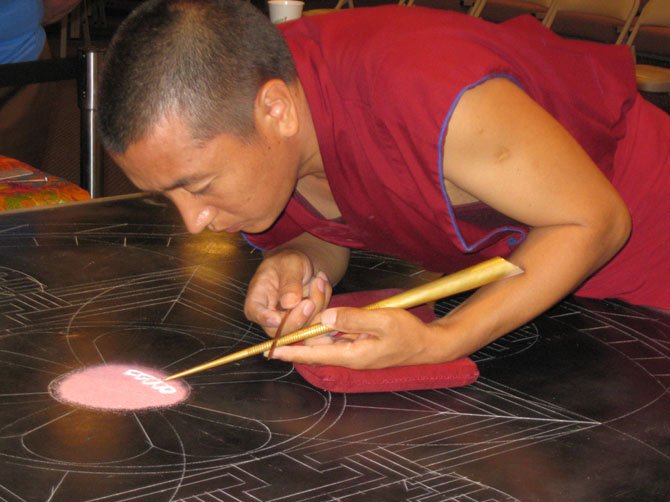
left=244, top=249, right=332, bottom=337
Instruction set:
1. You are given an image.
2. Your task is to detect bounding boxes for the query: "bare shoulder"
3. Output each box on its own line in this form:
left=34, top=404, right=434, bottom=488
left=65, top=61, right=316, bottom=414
left=442, top=77, right=567, bottom=176
left=441, top=76, right=623, bottom=228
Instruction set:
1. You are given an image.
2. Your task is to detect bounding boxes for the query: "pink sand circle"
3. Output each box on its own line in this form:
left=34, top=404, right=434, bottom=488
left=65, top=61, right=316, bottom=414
left=49, top=364, right=190, bottom=411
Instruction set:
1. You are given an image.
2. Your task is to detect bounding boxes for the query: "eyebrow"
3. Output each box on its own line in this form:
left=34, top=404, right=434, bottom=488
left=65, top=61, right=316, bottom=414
left=160, top=176, right=204, bottom=193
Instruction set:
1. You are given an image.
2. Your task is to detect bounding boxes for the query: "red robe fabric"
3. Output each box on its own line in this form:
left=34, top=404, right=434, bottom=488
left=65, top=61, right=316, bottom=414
left=245, top=7, right=669, bottom=309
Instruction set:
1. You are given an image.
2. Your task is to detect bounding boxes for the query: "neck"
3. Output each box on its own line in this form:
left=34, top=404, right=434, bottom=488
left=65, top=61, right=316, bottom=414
left=292, top=81, right=325, bottom=180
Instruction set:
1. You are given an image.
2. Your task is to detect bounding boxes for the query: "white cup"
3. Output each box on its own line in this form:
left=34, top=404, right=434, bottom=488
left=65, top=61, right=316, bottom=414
left=268, top=0, right=304, bottom=23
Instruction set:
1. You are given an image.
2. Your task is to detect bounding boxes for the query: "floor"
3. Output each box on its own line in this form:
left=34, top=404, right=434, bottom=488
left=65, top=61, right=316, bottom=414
left=0, top=194, right=668, bottom=501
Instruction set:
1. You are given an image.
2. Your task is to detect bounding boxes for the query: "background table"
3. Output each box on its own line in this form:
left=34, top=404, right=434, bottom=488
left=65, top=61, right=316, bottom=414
left=0, top=194, right=667, bottom=501
left=0, top=155, right=90, bottom=211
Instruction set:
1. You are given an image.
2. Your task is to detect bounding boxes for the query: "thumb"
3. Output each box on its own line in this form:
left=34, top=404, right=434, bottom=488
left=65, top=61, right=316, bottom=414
left=276, top=258, right=312, bottom=309
left=320, top=307, right=388, bottom=336
left=278, top=275, right=305, bottom=310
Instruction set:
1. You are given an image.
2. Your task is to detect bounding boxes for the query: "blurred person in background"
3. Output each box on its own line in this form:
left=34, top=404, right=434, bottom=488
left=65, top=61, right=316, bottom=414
left=0, top=0, right=82, bottom=167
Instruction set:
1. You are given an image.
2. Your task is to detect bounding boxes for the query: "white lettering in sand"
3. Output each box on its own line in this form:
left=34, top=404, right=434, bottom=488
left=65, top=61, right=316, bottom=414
left=123, top=369, right=177, bottom=394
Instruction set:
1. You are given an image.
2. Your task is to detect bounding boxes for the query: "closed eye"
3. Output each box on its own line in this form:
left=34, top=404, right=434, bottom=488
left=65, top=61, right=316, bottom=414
left=190, top=184, right=210, bottom=196
left=187, top=180, right=214, bottom=197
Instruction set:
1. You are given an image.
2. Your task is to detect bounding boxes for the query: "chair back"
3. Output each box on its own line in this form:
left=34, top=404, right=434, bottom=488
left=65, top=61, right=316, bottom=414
left=407, top=0, right=488, bottom=16
left=536, top=0, right=560, bottom=26
left=627, top=0, right=670, bottom=95
left=551, top=0, right=639, bottom=20
left=469, top=0, right=488, bottom=17
left=480, top=0, right=559, bottom=26
left=546, top=0, right=640, bottom=43
left=526, top=0, right=558, bottom=8
left=333, top=0, right=353, bottom=9
left=627, top=0, right=670, bottom=47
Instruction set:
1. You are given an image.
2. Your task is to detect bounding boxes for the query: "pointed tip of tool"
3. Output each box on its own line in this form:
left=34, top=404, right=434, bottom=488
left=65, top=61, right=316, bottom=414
left=507, top=264, right=524, bottom=277
left=497, top=257, right=523, bottom=278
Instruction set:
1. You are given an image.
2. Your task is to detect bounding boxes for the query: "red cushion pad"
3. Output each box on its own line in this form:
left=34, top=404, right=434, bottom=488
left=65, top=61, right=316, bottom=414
left=293, top=289, right=479, bottom=393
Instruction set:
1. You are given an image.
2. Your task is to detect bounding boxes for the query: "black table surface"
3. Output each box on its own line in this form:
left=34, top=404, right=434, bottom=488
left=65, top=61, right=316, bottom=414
left=0, top=195, right=668, bottom=501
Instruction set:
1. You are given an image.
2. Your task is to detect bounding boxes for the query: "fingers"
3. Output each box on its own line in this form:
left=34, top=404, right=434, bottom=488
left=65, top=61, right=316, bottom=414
left=275, top=271, right=332, bottom=335
left=272, top=253, right=330, bottom=311
left=275, top=253, right=313, bottom=309
left=269, top=338, right=376, bottom=369
left=244, top=249, right=334, bottom=338
left=309, top=271, right=332, bottom=318
left=269, top=307, right=387, bottom=368
left=279, top=298, right=316, bottom=335
left=244, top=279, right=282, bottom=331
left=303, top=333, right=336, bottom=346
left=277, top=274, right=306, bottom=310
left=268, top=307, right=436, bottom=369
left=244, top=251, right=311, bottom=329
left=319, top=307, right=391, bottom=336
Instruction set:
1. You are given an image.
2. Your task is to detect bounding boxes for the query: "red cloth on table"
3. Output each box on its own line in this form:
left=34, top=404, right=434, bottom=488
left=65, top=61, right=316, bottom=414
left=293, top=289, right=479, bottom=393
left=0, top=155, right=89, bottom=210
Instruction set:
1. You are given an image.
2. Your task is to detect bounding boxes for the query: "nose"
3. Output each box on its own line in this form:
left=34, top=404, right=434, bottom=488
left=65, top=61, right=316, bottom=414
left=169, top=192, right=214, bottom=234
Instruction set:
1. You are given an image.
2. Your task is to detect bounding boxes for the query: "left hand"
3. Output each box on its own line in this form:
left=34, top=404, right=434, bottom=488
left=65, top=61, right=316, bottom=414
left=268, top=306, right=445, bottom=369
left=244, top=248, right=332, bottom=338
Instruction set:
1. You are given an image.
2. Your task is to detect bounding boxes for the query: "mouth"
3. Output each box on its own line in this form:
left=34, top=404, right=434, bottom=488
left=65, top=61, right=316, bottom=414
left=222, top=223, right=244, bottom=233
left=207, top=220, right=244, bottom=233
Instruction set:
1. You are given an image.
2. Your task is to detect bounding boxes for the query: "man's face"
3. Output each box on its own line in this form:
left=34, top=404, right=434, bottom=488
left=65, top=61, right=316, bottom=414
left=112, top=116, right=300, bottom=234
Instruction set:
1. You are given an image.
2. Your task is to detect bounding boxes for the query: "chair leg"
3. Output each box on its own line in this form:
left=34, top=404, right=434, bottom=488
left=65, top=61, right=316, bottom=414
left=59, top=18, right=68, bottom=58
left=333, top=0, right=354, bottom=9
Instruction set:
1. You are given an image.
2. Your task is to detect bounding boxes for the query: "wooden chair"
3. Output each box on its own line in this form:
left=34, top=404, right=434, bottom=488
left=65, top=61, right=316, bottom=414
left=333, top=0, right=355, bottom=8
left=626, top=0, right=670, bottom=93
left=469, top=0, right=487, bottom=16
left=59, top=0, right=107, bottom=58
left=406, top=0, right=488, bottom=17
left=302, top=0, right=354, bottom=17
left=479, top=0, right=559, bottom=25
left=547, top=0, right=640, bottom=44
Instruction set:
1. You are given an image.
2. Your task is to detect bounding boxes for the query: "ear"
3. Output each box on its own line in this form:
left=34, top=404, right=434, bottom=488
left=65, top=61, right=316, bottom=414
left=255, top=79, right=299, bottom=138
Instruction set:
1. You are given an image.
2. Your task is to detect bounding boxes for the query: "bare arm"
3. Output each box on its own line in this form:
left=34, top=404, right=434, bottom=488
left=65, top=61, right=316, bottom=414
left=432, top=78, right=630, bottom=359
left=268, top=78, right=630, bottom=368
left=42, top=0, right=82, bottom=25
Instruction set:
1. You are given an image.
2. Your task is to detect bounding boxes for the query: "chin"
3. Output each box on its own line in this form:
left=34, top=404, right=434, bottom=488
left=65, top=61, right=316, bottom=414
left=245, top=213, right=285, bottom=235
left=241, top=226, right=262, bottom=235
left=241, top=221, right=272, bottom=235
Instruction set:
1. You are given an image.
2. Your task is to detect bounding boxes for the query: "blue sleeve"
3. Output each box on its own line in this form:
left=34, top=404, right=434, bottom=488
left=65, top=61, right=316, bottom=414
left=0, top=0, right=46, bottom=64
